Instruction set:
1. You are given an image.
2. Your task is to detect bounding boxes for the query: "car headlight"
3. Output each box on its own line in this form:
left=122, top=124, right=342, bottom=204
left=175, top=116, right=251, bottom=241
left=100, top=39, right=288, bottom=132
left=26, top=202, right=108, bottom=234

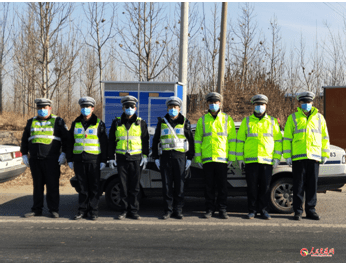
left=342, top=155, right=346, bottom=164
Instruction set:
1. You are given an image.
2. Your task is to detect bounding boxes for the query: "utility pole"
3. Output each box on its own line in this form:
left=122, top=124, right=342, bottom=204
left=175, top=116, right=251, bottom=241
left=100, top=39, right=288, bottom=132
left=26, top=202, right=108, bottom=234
left=217, top=2, right=228, bottom=95
left=179, top=2, right=188, bottom=116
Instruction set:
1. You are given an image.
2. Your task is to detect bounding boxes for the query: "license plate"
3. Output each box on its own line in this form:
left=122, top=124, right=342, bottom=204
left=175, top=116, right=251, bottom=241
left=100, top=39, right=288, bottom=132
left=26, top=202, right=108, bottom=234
left=0, top=153, right=12, bottom=161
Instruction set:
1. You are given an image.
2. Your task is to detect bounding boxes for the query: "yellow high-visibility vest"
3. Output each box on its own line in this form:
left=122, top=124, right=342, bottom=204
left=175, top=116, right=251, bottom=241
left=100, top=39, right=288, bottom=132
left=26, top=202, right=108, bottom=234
left=194, top=111, right=236, bottom=164
left=283, top=107, right=330, bottom=161
left=236, top=114, right=282, bottom=164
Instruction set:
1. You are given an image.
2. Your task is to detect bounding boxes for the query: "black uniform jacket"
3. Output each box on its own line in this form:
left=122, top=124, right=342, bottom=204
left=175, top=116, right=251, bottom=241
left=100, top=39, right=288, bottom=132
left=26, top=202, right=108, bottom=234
left=152, top=113, right=195, bottom=160
left=108, top=113, right=149, bottom=162
left=20, top=114, right=69, bottom=160
left=66, top=114, right=108, bottom=164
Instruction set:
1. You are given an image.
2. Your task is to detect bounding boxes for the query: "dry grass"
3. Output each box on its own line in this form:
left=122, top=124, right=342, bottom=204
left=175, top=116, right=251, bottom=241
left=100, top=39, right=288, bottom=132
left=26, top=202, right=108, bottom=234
left=188, top=74, right=325, bottom=128
left=0, top=112, right=28, bottom=131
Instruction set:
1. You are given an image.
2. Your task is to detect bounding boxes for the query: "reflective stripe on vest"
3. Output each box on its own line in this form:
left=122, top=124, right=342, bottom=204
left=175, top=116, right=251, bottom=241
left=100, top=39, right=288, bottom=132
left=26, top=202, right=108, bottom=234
left=202, top=114, right=228, bottom=137
left=198, top=112, right=230, bottom=164
left=242, top=115, right=279, bottom=164
left=160, top=118, right=187, bottom=152
left=115, top=117, right=142, bottom=155
left=246, top=116, right=274, bottom=138
left=73, top=119, right=101, bottom=155
left=292, top=112, right=321, bottom=135
left=29, top=115, right=61, bottom=145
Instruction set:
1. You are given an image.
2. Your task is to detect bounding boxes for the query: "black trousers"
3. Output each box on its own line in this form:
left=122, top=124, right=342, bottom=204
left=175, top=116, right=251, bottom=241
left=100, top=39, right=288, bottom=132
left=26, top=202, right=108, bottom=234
left=74, top=162, right=100, bottom=215
left=203, top=162, right=228, bottom=212
left=292, top=159, right=319, bottom=215
left=118, top=160, right=141, bottom=213
left=29, top=158, right=60, bottom=213
left=245, top=163, right=273, bottom=214
left=160, top=155, right=186, bottom=213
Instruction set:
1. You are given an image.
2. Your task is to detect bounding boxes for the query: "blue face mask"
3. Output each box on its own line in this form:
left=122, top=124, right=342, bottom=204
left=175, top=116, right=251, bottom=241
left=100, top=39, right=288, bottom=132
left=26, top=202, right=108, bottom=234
left=301, top=103, right=312, bottom=112
left=169, top=108, right=179, bottom=117
left=254, top=105, right=266, bottom=114
left=81, top=107, right=91, bottom=116
left=209, top=103, right=219, bottom=112
left=125, top=108, right=136, bottom=116
left=38, top=109, right=49, bottom=117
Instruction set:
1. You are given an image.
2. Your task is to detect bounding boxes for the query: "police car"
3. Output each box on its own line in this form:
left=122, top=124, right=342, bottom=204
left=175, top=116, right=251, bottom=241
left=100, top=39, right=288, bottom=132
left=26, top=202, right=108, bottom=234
left=70, top=123, right=346, bottom=214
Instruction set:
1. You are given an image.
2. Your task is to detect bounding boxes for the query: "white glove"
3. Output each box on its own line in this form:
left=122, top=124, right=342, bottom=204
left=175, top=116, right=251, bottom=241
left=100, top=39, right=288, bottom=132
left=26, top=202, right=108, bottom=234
left=100, top=162, right=106, bottom=170
left=198, top=163, right=203, bottom=169
left=22, top=154, right=30, bottom=167
left=321, top=157, right=328, bottom=165
left=109, top=160, right=117, bottom=169
left=68, top=162, right=74, bottom=170
left=58, top=152, right=66, bottom=165
left=155, top=159, right=160, bottom=170
left=227, top=161, right=233, bottom=168
left=185, top=160, right=192, bottom=170
left=286, top=158, right=292, bottom=167
left=238, top=160, right=245, bottom=169
left=273, top=159, right=280, bottom=169
left=140, top=156, right=148, bottom=170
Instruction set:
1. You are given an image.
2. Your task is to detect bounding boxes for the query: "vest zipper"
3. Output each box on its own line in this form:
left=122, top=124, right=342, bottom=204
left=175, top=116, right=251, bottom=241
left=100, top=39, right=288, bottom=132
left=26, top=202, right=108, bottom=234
left=126, top=125, right=130, bottom=153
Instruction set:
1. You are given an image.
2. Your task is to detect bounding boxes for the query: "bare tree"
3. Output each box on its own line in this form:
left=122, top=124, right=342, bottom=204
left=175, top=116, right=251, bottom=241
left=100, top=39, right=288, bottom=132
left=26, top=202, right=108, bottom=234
left=264, top=15, right=285, bottom=84
left=82, top=2, right=116, bottom=104
left=27, top=2, right=73, bottom=98
left=53, top=23, right=80, bottom=115
left=116, top=2, right=174, bottom=81
left=80, top=45, right=98, bottom=98
left=13, top=5, right=39, bottom=116
left=230, top=3, right=263, bottom=90
left=0, top=3, right=12, bottom=114
left=296, top=33, right=315, bottom=91
left=201, top=3, right=220, bottom=92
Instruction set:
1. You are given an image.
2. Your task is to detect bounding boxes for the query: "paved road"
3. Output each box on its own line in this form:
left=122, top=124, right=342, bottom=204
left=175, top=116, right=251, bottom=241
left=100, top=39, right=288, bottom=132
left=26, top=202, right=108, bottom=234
left=0, top=191, right=345, bottom=262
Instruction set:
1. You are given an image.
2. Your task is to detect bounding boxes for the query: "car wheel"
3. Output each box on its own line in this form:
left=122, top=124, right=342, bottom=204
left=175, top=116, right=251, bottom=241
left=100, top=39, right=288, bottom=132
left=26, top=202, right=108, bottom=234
left=105, top=176, right=143, bottom=211
left=105, top=177, right=122, bottom=211
left=269, top=177, right=294, bottom=214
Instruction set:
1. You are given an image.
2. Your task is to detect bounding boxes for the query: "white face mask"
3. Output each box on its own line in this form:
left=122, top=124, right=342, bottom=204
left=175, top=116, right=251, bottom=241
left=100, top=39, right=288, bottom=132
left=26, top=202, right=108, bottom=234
left=254, top=105, right=266, bottom=114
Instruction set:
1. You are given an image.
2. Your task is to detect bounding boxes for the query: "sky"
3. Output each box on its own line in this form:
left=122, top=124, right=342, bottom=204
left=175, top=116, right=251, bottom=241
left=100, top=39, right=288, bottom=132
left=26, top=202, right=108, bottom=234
left=154, top=2, right=344, bottom=52
left=189, top=2, right=346, bottom=51
left=252, top=2, right=345, bottom=49
left=14, top=1, right=345, bottom=53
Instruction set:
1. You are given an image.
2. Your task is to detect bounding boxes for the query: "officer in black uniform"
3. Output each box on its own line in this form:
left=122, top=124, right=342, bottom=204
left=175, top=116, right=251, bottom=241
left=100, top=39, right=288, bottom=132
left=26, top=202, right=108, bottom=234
left=108, top=95, right=149, bottom=220
left=67, top=97, right=108, bottom=220
left=152, top=96, right=195, bottom=220
left=21, top=98, right=69, bottom=218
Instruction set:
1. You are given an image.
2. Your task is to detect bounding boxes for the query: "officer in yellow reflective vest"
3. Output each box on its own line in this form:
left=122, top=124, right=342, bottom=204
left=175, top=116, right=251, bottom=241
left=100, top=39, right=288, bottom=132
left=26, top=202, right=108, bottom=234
left=152, top=96, right=195, bottom=220
left=284, top=91, right=330, bottom=221
left=236, top=94, right=282, bottom=220
left=194, top=92, right=237, bottom=219
left=67, top=97, right=108, bottom=220
left=108, top=95, right=149, bottom=220
left=20, top=98, right=69, bottom=218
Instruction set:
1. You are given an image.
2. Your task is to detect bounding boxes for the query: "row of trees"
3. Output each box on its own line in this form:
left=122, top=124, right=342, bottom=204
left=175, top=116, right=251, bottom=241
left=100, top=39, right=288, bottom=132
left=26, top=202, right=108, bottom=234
left=0, top=2, right=344, bottom=120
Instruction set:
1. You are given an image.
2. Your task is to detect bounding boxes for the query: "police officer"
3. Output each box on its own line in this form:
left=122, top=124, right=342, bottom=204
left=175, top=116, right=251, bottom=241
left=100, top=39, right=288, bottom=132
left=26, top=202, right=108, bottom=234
left=236, top=94, right=282, bottom=220
left=67, top=97, right=108, bottom=220
left=21, top=98, right=69, bottom=218
left=152, top=96, right=195, bottom=220
left=283, top=91, right=330, bottom=221
left=194, top=92, right=236, bottom=219
left=108, top=95, right=149, bottom=220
